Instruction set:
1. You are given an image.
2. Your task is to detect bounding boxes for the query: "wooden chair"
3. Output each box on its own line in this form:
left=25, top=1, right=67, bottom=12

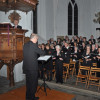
left=63, top=63, right=70, bottom=82
left=69, top=61, right=76, bottom=77
left=76, top=66, right=90, bottom=88
left=87, top=67, right=100, bottom=91
left=52, top=61, right=56, bottom=80
left=79, top=59, right=83, bottom=66
left=92, top=63, right=97, bottom=67
left=92, top=63, right=97, bottom=77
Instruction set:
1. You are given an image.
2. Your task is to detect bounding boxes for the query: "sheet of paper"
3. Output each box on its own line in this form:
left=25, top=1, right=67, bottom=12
left=38, top=55, right=51, bottom=61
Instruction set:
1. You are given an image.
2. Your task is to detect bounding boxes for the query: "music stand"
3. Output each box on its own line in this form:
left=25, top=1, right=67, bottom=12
left=37, top=55, right=51, bottom=96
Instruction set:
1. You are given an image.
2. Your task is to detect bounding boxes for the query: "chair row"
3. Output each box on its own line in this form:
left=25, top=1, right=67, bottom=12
left=76, top=66, right=100, bottom=91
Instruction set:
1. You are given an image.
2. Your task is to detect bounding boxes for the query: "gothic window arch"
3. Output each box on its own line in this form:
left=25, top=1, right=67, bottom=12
left=68, top=0, right=78, bottom=36
left=68, top=2, right=72, bottom=35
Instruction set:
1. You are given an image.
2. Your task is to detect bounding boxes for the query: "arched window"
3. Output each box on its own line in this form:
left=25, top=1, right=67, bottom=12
left=74, top=4, right=78, bottom=35
left=68, top=2, right=72, bottom=35
left=68, top=0, right=78, bottom=36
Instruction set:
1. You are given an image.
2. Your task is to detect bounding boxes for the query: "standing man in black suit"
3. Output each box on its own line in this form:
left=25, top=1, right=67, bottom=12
left=13, top=19, right=22, bottom=29
left=23, top=33, right=45, bottom=100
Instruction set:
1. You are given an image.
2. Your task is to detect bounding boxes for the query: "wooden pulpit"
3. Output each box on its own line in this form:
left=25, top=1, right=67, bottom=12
left=0, top=23, right=28, bottom=86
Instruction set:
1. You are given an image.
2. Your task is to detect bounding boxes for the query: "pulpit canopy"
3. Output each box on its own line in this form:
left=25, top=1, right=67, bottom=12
left=0, top=0, right=38, bottom=12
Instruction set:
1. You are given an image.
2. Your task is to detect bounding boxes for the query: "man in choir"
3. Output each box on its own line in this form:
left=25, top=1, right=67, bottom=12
left=23, top=33, right=45, bottom=100
left=13, top=19, right=22, bottom=29
left=89, top=35, right=96, bottom=44
left=83, top=37, right=88, bottom=45
left=62, top=42, right=71, bottom=64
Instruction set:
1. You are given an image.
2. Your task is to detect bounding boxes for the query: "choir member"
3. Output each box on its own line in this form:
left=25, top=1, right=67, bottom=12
left=91, top=44, right=97, bottom=63
left=57, top=38, right=61, bottom=45
left=96, top=47, right=100, bottom=77
left=45, top=44, right=53, bottom=81
left=89, top=35, right=96, bottom=44
left=71, top=46, right=80, bottom=74
left=53, top=45, right=64, bottom=83
left=82, top=45, right=92, bottom=67
left=41, top=43, right=46, bottom=50
left=62, top=42, right=71, bottom=64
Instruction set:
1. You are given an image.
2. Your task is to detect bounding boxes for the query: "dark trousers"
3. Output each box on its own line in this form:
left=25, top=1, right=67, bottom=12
left=75, top=61, right=79, bottom=75
left=56, top=66, right=63, bottom=83
left=46, top=70, right=52, bottom=80
left=26, top=71, right=38, bottom=100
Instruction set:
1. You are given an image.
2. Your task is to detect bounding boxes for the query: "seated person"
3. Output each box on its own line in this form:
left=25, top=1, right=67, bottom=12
left=13, top=19, right=22, bottom=29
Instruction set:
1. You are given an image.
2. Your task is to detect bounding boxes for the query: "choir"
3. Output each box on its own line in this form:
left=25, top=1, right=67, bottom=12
left=38, top=35, right=100, bottom=83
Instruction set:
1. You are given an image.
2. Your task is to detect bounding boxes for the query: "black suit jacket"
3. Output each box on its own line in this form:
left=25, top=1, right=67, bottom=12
left=13, top=25, right=22, bottom=29
left=23, top=41, right=45, bottom=74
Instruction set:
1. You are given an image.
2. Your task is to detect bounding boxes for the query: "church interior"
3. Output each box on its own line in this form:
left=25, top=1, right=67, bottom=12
left=0, top=0, right=100, bottom=100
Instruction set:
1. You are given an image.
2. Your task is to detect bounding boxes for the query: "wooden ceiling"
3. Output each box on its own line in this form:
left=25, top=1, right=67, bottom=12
left=0, top=0, right=38, bottom=12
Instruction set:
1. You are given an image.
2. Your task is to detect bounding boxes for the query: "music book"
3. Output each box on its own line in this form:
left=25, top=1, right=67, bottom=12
left=38, top=55, right=51, bottom=61
left=0, top=22, right=13, bottom=28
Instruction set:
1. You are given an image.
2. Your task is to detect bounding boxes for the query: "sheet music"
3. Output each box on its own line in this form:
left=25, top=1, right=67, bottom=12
left=38, top=55, right=51, bottom=61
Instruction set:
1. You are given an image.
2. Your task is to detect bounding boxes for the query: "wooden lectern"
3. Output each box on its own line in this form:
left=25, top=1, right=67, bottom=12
left=0, top=23, right=28, bottom=86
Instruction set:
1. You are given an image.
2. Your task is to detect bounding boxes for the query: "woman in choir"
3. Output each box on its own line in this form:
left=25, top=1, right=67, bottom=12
left=96, top=47, right=100, bottom=77
left=57, top=38, right=61, bottom=45
left=81, top=42, right=86, bottom=55
left=71, top=46, right=80, bottom=75
left=53, top=41, right=57, bottom=47
left=82, top=45, right=92, bottom=67
left=45, top=44, right=53, bottom=81
left=88, top=40, right=92, bottom=50
left=41, top=43, right=46, bottom=50
left=53, top=45, right=64, bottom=83
left=91, top=44, right=97, bottom=63
left=70, top=36, right=74, bottom=46
left=95, top=43, right=99, bottom=52
left=50, top=43, right=55, bottom=55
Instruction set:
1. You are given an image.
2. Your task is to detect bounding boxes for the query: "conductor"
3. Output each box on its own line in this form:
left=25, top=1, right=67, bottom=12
left=23, top=33, right=45, bottom=100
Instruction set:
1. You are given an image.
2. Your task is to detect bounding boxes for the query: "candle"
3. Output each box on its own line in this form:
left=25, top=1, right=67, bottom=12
left=8, top=25, right=9, bottom=46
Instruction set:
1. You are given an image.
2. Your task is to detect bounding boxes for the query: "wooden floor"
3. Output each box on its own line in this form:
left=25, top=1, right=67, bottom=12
left=0, top=86, right=75, bottom=100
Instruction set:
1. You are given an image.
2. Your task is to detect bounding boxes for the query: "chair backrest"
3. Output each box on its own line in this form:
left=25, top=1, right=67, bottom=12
left=79, top=59, right=83, bottom=66
left=78, top=66, right=90, bottom=75
left=63, top=63, right=69, bottom=68
left=90, top=67, right=100, bottom=77
left=92, top=63, right=97, bottom=68
left=70, top=59, right=73, bottom=63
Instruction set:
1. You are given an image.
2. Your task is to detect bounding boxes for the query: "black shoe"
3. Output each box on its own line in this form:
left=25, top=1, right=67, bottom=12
left=49, top=79, right=52, bottom=81
left=61, top=82, right=63, bottom=84
left=46, top=79, right=49, bottom=81
left=34, top=97, right=39, bottom=100
left=56, top=81, right=58, bottom=83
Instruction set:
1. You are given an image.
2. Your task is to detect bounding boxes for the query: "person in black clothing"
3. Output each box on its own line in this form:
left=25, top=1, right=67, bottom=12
left=62, top=42, right=71, bottom=64
left=57, top=38, right=61, bottom=45
left=96, top=47, right=100, bottom=77
left=71, top=46, right=80, bottom=75
left=82, top=45, right=92, bottom=67
left=91, top=44, right=97, bottom=63
left=53, top=45, right=64, bottom=83
left=23, top=33, right=45, bottom=100
left=89, top=35, right=96, bottom=44
left=45, top=44, right=53, bottom=81
left=13, top=19, right=22, bottom=29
